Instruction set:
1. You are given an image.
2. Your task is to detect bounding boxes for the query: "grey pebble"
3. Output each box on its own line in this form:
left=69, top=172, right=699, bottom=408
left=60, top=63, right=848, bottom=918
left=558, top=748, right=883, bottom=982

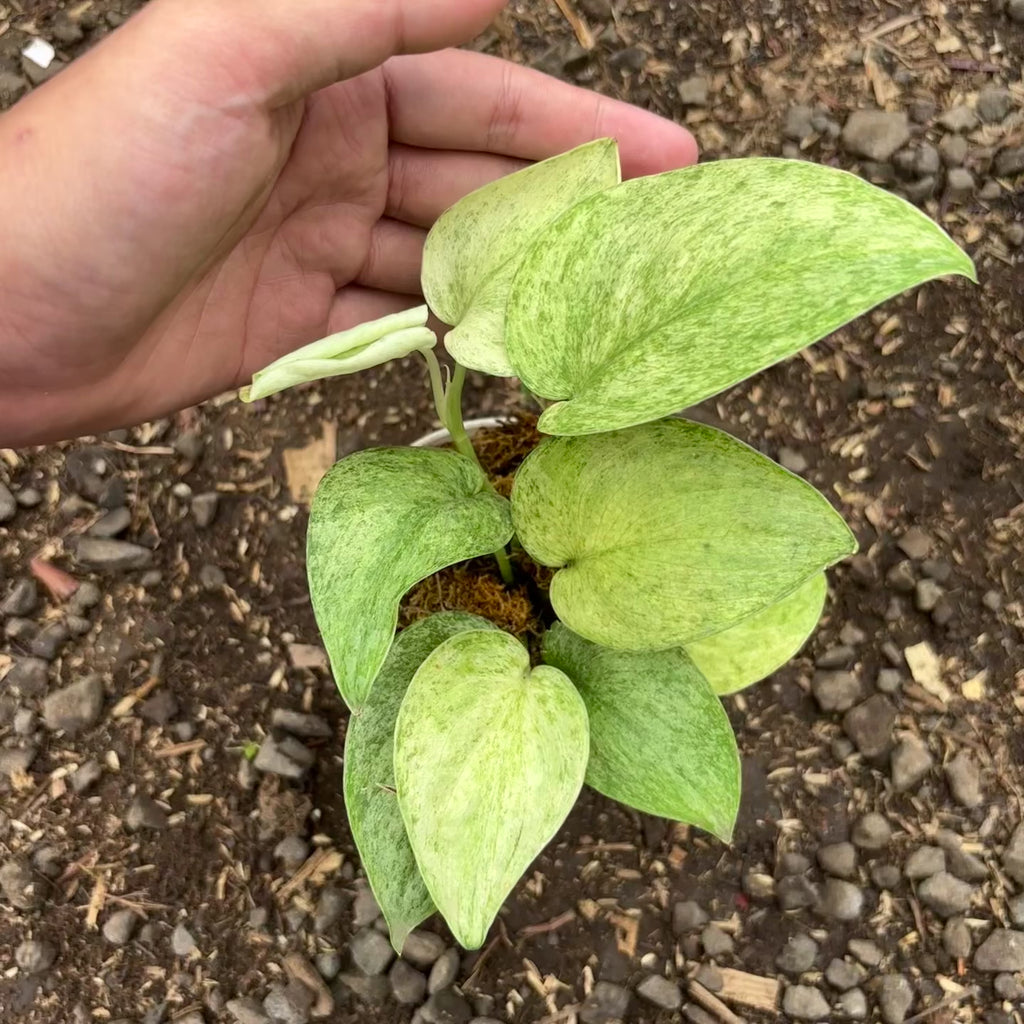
left=816, top=644, right=856, bottom=669
left=199, top=564, right=226, bottom=590
left=427, top=947, right=459, bottom=994
left=402, top=929, right=446, bottom=967
left=390, top=959, right=427, bottom=1004
left=174, top=431, right=205, bottom=460
left=904, top=846, right=945, bottom=880
left=887, top=560, right=916, bottom=592
left=16, top=485, right=43, bottom=508
left=13, top=707, right=36, bottom=735
left=838, top=987, right=868, bottom=1019
left=694, top=963, right=722, bottom=991
left=42, top=675, right=103, bottom=734
left=126, top=794, right=168, bottom=831
left=841, top=110, right=909, bottom=161
left=938, top=105, right=978, bottom=132
left=0, top=482, right=16, bottom=522
left=1, top=579, right=38, bottom=617
left=914, top=578, right=944, bottom=612
left=1008, top=893, right=1024, bottom=927
left=336, top=972, right=389, bottom=1005
left=946, top=167, right=975, bottom=200
left=67, top=581, right=101, bottom=615
left=226, top=1001, right=271, bottom=1024
left=974, top=929, right=1024, bottom=972
left=15, top=938, right=57, bottom=974
left=1002, top=824, right=1024, bottom=884
left=777, top=875, right=818, bottom=911
left=88, top=506, right=131, bottom=538
left=942, top=917, right=972, bottom=958
left=579, top=982, right=630, bottom=1024
left=253, top=735, right=314, bottom=780
left=636, top=975, right=682, bottom=1011
left=852, top=812, right=891, bottom=851
left=1011, top=0, right=1024, bottom=22
left=273, top=835, right=310, bottom=871
left=918, top=872, right=974, bottom=917
left=826, top=957, right=866, bottom=991
left=876, top=668, right=902, bottom=694
left=313, top=885, right=345, bottom=933
left=818, top=842, right=857, bottom=879
left=995, top=146, right=1024, bottom=176
left=271, top=709, right=332, bottom=739
left=352, top=884, right=382, bottom=928
left=935, top=830, right=989, bottom=883
left=264, top=981, right=313, bottom=1024
left=813, top=671, right=861, bottom=713
left=779, top=852, right=811, bottom=875
left=819, top=878, right=864, bottom=921
left=191, top=492, right=219, bottom=528
left=351, top=928, right=395, bottom=976
left=776, top=932, right=819, bottom=973
left=701, top=924, right=733, bottom=957
left=71, top=760, right=103, bottom=793
left=315, top=951, right=342, bottom=981
left=784, top=104, right=815, bottom=142
left=102, top=909, right=139, bottom=946
left=877, top=974, right=914, bottom=1024
left=672, top=900, right=708, bottom=933
left=939, top=133, right=968, bottom=167
left=29, top=621, right=69, bottom=660
left=782, top=983, right=830, bottom=1020
left=677, top=76, right=708, bottom=107
left=72, top=537, right=153, bottom=571
left=0, top=745, right=37, bottom=775
left=419, top=988, right=473, bottom=1024
left=777, top=446, right=807, bottom=474
left=994, top=972, right=1024, bottom=1000
left=848, top=939, right=883, bottom=967
left=891, top=736, right=933, bottom=792
left=977, top=86, right=1013, bottom=123
left=0, top=70, right=29, bottom=104
left=915, top=143, right=940, bottom=177
left=843, top=696, right=896, bottom=760
left=7, top=657, right=49, bottom=696
left=171, top=923, right=198, bottom=957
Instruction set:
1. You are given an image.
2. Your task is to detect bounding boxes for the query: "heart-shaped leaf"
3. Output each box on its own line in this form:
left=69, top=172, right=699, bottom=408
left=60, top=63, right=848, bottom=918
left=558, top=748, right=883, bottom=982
left=504, top=158, right=977, bottom=435
left=512, top=418, right=856, bottom=650
left=344, top=612, right=497, bottom=951
left=543, top=623, right=739, bottom=841
left=308, top=448, right=512, bottom=708
left=421, top=139, right=621, bottom=376
left=394, top=630, right=588, bottom=949
left=686, top=573, right=827, bottom=695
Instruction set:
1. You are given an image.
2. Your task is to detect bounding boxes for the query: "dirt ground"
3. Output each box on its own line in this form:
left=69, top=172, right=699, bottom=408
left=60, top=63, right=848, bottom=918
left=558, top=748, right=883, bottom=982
left=1, top=2, right=1023, bottom=1024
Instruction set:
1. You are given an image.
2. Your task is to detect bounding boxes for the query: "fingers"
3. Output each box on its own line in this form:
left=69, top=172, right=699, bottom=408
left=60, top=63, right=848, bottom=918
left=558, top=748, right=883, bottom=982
left=383, top=50, right=699, bottom=178
left=385, top=145, right=529, bottom=228
left=183, top=0, right=507, bottom=108
left=325, top=287, right=424, bottom=337
left=355, top=218, right=427, bottom=295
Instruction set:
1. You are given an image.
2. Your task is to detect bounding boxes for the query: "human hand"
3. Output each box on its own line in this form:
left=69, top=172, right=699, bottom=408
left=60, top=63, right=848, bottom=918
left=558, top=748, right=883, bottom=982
left=0, top=0, right=697, bottom=446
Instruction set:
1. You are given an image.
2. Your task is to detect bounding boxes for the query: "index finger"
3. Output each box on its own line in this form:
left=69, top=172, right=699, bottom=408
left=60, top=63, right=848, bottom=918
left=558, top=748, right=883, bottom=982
left=382, top=49, right=699, bottom=178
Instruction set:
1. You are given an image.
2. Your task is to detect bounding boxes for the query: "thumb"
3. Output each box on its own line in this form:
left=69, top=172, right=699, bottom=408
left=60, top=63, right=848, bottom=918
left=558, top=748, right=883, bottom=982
left=178, top=0, right=508, bottom=107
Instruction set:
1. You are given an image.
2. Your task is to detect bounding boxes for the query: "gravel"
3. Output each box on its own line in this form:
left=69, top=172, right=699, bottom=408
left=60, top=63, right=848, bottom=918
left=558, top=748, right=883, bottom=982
left=852, top=812, right=892, bottom=851
left=677, top=76, right=708, bottom=106
left=819, top=878, right=864, bottom=921
left=102, top=909, right=139, bottom=946
left=126, top=794, right=169, bottom=830
left=1001, top=823, right=1024, bottom=884
left=264, top=981, right=313, bottom=1024
left=191, top=492, right=219, bottom=527
left=826, top=957, right=866, bottom=990
left=838, top=988, right=868, bottom=1019
left=311, top=884, right=344, bottom=931
left=942, top=917, right=972, bottom=958
left=579, top=982, right=630, bottom=1024
left=974, top=929, right=1024, bottom=972
left=350, top=928, right=395, bottom=976
left=636, top=975, right=682, bottom=1010
left=904, top=846, right=946, bottom=879
left=977, top=86, right=1012, bottom=123
left=843, top=696, right=896, bottom=760
left=390, top=960, right=427, bottom=1004
left=253, top=735, right=315, bottom=779
left=271, top=709, right=332, bottom=739
left=15, top=938, right=57, bottom=974
left=1, top=578, right=38, bottom=616
left=427, top=947, right=459, bottom=993
left=72, top=537, right=154, bottom=571
left=419, top=988, right=473, bottom=1023
left=776, top=932, right=819, bottom=973
left=1, top=857, right=43, bottom=910
left=841, top=110, right=909, bottom=160
left=6, top=657, right=49, bottom=695
left=273, top=835, right=311, bottom=871
left=918, top=872, right=974, bottom=917
left=672, top=900, right=708, bottom=933
left=226, top=997, right=272, bottom=1024
left=171, top=923, right=198, bottom=957
left=812, top=671, right=861, bottom=712
left=41, top=674, right=103, bottom=734
left=782, top=984, right=830, bottom=1019
left=938, top=105, right=978, bottom=132
left=818, top=842, right=857, bottom=879
left=877, top=974, right=914, bottom=1023
left=0, top=482, right=16, bottom=521
left=402, top=929, right=446, bottom=968
left=891, top=736, right=934, bottom=791
left=701, top=924, right=734, bottom=956
left=848, top=939, right=883, bottom=967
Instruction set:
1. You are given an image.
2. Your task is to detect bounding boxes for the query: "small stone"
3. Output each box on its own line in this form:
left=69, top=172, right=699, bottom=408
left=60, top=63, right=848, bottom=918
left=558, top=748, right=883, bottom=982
left=784, top=104, right=816, bottom=142
left=227, top=999, right=272, bottom=1024
left=693, top=963, right=723, bottom=991
left=672, top=900, right=709, bottom=934
left=29, top=620, right=69, bottom=660
left=938, top=106, right=978, bottom=133
left=816, top=644, right=856, bottom=669
left=701, top=924, right=733, bottom=957
left=315, top=951, right=342, bottom=981
left=876, top=668, right=902, bottom=694
left=579, top=981, right=630, bottom=1024
left=1, top=579, right=38, bottom=617
left=938, top=134, right=968, bottom=168
left=13, top=708, right=36, bottom=735
left=945, top=167, right=975, bottom=200
left=852, top=812, right=892, bottom=851
left=253, top=735, right=315, bottom=780
left=842, top=110, right=909, bottom=161
left=174, top=431, right=205, bottom=460
left=6, top=658, right=49, bottom=696
left=897, top=527, right=932, bottom=559
left=41, top=675, right=103, bottom=734
left=937, top=832, right=989, bottom=883
left=779, top=852, right=811, bottom=875
left=264, top=981, right=314, bottom=1024
left=742, top=871, right=775, bottom=900
left=977, top=87, right=1013, bottom=123
left=826, top=958, right=866, bottom=991
left=995, top=146, right=1024, bottom=176
left=813, top=672, right=861, bottom=713
left=15, top=939, right=57, bottom=974
left=139, top=690, right=178, bottom=725
left=819, top=878, right=864, bottom=921
left=88, top=506, right=131, bottom=538
left=914, top=578, right=943, bottom=613
left=126, top=794, right=168, bottom=831
left=877, top=974, right=914, bottom=1024
left=1010, top=0, right=1024, bottom=21
left=904, top=846, right=945, bottom=880
left=402, top=929, right=446, bottom=967
left=1003, top=824, right=1024, bottom=884
left=273, top=835, right=310, bottom=871
left=0, top=745, right=37, bottom=775
left=199, top=564, right=226, bottom=590
left=838, top=988, right=868, bottom=1020
left=943, top=917, right=972, bottom=958
left=871, top=863, right=900, bottom=890
left=1008, top=894, right=1024, bottom=927
left=0, top=70, right=30, bottom=104
left=777, top=875, right=819, bottom=910
left=0, top=483, right=16, bottom=522
left=636, top=975, right=682, bottom=1011
left=891, top=736, right=933, bottom=791
left=818, top=842, right=857, bottom=879
left=782, top=984, right=830, bottom=1020
left=915, top=143, right=940, bottom=176
left=71, top=760, right=103, bottom=793
left=16, top=486, right=42, bottom=508
left=420, top=988, right=473, bottom=1024
left=777, top=447, right=807, bottom=474
left=390, top=960, right=427, bottom=1004
left=776, top=932, right=819, bottom=974
left=887, top=560, right=917, bottom=593
left=72, top=537, right=153, bottom=571
left=67, top=581, right=101, bottom=614
left=1004, top=223, right=1024, bottom=247
left=351, top=928, right=395, bottom=976
left=945, top=751, right=983, bottom=808
left=980, top=180, right=1003, bottom=201
left=191, top=493, right=219, bottom=528
left=271, top=709, right=332, bottom=739
left=428, top=948, right=459, bottom=993
left=974, top=930, right=1024, bottom=972
left=171, top=923, right=198, bottom=956
left=352, top=885, right=382, bottom=928
left=994, top=973, right=1024, bottom=1000
left=312, top=885, right=345, bottom=933
left=848, top=939, right=883, bottom=967
left=918, top=872, right=974, bottom=917
left=677, top=76, right=708, bottom=106
left=103, top=909, right=139, bottom=946
left=843, top=696, right=896, bottom=760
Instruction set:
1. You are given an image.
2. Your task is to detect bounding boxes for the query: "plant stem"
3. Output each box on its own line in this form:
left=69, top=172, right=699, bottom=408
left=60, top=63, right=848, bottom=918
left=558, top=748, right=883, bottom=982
left=444, top=364, right=515, bottom=586
left=422, top=349, right=449, bottom=430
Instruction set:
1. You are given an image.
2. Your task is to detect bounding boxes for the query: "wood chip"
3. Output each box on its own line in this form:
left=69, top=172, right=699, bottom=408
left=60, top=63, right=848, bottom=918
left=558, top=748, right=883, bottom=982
left=283, top=422, right=337, bottom=505
left=904, top=642, right=952, bottom=702
left=288, top=643, right=328, bottom=670
left=284, top=953, right=335, bottom=1018
left=716, top=969, right=779, bottom=1012
left=552, top=0, right=594, bottom=49
left=688, top=980, right=746, bottom=1024
left=608, top=911, right=639, bottom=958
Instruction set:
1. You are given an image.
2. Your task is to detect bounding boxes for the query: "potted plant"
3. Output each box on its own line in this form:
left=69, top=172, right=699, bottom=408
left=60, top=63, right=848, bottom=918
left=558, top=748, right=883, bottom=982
left=240, top=140, right=974, bottom=951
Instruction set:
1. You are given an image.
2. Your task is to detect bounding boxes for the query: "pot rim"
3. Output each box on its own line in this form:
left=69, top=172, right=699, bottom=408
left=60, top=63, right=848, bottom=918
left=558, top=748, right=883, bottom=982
left=410, top=416, right=505, bottom=448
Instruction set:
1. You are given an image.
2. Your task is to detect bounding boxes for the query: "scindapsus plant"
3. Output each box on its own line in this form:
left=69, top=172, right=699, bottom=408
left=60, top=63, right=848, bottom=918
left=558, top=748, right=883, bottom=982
left=241, top=140, right=975, bottom=951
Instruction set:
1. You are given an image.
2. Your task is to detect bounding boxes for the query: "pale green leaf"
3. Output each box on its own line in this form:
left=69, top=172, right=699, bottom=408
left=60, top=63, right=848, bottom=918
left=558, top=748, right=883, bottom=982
left=511, top=419, right=856, bottom=650
left=687, top=573, right=827, bottom=695
left=504, top=158, right=977, bottom=434
left=344, top=612, right=497, bottom=951
left=394, top=630, right=588, bottom=949
left=543, top=623, right=739, bottom=841
left=421, top=139, right=621, bottom=376
left=308, top=448, right=512, bottom=708
left=240, top=305, right=435, bottom=401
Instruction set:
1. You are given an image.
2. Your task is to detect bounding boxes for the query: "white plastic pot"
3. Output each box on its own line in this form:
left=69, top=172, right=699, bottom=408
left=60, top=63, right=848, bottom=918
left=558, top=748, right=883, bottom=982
left=410, top=417, right=505, bottom=448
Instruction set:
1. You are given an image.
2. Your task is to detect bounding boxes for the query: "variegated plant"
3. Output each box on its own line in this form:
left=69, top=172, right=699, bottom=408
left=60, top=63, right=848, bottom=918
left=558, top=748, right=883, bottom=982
left=240, top=140, right=975, bottom=950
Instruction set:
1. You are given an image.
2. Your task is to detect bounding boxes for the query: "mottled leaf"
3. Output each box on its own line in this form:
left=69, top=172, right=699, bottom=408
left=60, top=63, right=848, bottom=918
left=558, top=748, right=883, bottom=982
left=505, top=158, right=977, bottom=434
left=512, top=419, right=856, bottom=650
left=344, top=613, right=497, bottom=951
left=687, top=573, right=827, bottom=694
left=394, top=630, right=588, bottom=949
left=543, top=623, right=739, bottom=841
left=421, top=139, right=621, bottom=376
left=308, top=448, right=512, bottom=708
